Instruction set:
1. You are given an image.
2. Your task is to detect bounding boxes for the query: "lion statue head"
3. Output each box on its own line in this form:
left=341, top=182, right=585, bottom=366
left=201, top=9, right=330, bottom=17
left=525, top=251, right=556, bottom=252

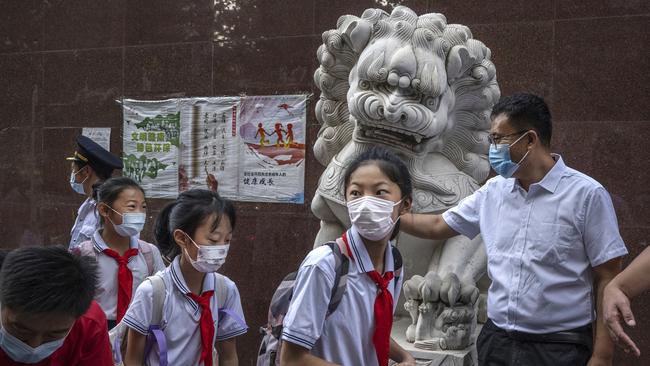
left=314, top=6, right=499, bottom=185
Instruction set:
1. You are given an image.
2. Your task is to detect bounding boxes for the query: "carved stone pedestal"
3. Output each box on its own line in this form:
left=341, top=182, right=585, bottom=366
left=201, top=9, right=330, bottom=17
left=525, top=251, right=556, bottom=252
left=392, top=316, right=481, bottom=366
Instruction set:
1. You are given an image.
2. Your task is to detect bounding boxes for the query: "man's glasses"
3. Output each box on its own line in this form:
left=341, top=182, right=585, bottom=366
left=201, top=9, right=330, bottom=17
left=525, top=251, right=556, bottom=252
left=487, top=130, right=528, bottom=148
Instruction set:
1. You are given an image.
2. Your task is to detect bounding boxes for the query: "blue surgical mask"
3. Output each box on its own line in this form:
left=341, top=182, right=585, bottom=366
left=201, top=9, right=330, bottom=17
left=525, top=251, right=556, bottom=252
left=488, top=132, right=530, bottom=178
left=0, top=311, right=69, bottom=363
left=69, top=169, right=87, bottom=195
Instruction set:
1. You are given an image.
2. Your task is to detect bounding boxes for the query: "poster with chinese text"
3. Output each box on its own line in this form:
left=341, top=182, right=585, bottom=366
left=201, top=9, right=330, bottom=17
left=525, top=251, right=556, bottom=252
left=179, top=97, right=240, bottom=199
left=237, top=95, right=306, bottom=203
left=122, top=99, right=180, bottom=198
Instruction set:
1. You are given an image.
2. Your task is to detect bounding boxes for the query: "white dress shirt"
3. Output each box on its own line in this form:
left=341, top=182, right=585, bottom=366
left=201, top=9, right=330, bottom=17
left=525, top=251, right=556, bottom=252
left=443, top=154, right=628, bottom=333
left=69, top=197, right=99, bottom=250
left=89, top=230, right=166, bottom=321
left=123, top=256, right=248, bottom=366
left=282, top=227, right=403, bottom=366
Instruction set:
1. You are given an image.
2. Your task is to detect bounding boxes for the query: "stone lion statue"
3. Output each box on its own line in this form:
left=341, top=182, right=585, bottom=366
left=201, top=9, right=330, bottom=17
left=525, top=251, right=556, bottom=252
left=311, top=6, right=500, bottom=351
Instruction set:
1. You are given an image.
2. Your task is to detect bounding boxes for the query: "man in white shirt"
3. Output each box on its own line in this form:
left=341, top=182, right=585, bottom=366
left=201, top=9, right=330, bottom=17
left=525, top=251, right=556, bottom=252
left=400, top=93, right=627, bottom=366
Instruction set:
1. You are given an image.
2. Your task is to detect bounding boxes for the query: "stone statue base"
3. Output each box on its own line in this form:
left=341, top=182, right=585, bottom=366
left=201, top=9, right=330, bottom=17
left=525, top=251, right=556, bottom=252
left=392, top=316, right=481, bottom=366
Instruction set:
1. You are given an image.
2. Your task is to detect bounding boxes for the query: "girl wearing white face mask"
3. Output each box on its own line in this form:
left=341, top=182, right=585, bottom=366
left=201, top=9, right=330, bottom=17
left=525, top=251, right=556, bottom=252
left=122, top=189, right=247, bottom=366
left=281, top=147, right=416, bottom=366
left=71, top=177, right=165, bottom=330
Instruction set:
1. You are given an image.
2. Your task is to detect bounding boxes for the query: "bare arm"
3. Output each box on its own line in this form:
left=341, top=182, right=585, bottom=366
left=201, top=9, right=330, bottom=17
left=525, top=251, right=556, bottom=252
left=389, top=337, right=416, bottom=365
left=400, top=213, right=458, bottom=241
left=216, top=338, right=238, bottom=366
left=123, top=328, right=147, bottom=366
left=589, top=257, right=622, bottom=364
left=280, top=342, right=339, bottom=366
left=603, top=247, right=650, bottom=356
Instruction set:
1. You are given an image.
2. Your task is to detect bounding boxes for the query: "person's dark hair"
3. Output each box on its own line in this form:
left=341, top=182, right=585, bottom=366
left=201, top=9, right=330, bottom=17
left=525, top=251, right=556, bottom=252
left=0, top=246, right=98, bottom=317
left=155, top=189, right=236, bottom=261
left=343, top=146, right=413, bottom=200
left=490, top=92, right=552, bottom=147
left=93, top=177, right=145, bottom=224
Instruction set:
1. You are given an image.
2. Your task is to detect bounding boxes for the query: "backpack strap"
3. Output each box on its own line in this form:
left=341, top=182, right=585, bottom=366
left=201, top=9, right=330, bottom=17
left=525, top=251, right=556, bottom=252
left=325, top=239, right=350, bottom=316
left=143, top=275, right=168, bottom=366
left=392, top=246, right=403, bottom=283
left=138, top=240, right=155, bottom=275
left=72, top=240, right=97, bottom=258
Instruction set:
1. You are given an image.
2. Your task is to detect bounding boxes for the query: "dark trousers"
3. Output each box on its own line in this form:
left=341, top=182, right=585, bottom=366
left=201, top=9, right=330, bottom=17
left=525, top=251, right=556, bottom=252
left=477, top=319, right=593, bottom=366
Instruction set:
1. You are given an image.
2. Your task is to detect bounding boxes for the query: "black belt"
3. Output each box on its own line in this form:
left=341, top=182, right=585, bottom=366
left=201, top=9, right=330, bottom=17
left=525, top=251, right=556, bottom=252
left=485, top=319, right=593, bottom=349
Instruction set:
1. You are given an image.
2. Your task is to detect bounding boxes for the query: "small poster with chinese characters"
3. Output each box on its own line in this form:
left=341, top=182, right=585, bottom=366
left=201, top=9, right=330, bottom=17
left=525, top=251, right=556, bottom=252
left=237, top=95, right=306, bottom=204
left=122, top=99, right=180, bottom=198
left=179, top=97, right=240, bottom=199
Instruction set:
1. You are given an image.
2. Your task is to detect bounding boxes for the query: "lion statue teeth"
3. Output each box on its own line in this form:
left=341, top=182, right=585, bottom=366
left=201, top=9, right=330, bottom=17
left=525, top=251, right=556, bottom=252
left=311, top=6, right=500, bottom=352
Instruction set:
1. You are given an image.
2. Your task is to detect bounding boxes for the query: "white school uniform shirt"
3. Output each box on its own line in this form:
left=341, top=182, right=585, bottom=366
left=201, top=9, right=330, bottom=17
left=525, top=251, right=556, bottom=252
left=90, top=230, right=166, bottom=321
left=123, top=256, right=248, bottom=366
left=69, top=197, right=98, bottom=250
left=282, top=227, right=403, bottom=366
left=442, top=154, right=628, bottom=333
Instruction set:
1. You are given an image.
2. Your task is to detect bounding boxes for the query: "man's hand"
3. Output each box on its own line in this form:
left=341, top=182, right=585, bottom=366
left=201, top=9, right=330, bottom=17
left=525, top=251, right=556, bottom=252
left=603, top=281, right=641, bottom=357
left=586, top=355, right=612, bottom=366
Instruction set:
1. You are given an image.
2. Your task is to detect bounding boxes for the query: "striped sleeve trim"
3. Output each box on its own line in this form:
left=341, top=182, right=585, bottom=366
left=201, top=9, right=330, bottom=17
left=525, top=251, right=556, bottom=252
left=215, top=327, right=248, bottom=341
left=281, top=330, right=315, bottom=350
left=122, top=316, right=149, bottom=335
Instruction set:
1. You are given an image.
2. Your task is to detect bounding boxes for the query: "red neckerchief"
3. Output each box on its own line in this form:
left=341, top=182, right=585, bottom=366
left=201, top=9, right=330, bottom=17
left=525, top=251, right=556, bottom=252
left=102, top=248, right=139, bottom=322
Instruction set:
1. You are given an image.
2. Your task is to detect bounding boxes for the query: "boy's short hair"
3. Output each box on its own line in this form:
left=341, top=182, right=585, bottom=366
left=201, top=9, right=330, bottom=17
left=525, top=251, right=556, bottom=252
left=0, top=246, right=98, bottom=318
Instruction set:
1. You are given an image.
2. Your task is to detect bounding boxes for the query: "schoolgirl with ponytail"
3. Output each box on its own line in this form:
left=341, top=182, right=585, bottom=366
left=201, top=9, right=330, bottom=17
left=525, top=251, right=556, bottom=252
left=122, top=189, right=247, bottom=366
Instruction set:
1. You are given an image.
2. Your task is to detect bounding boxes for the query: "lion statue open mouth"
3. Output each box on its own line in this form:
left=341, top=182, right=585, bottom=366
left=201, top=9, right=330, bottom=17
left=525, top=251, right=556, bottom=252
left=311, top=6, right=499, bottom=353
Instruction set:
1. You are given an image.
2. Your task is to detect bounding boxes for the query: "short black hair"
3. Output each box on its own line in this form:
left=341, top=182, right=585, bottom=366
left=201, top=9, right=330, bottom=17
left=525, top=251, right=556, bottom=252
left=491, top=92, right=552, bottom=147
left=0, top=246, right=98, bottom=318
left=343, top=146, right=413, bottom=200
left=155, top=189, right=236, bottom=261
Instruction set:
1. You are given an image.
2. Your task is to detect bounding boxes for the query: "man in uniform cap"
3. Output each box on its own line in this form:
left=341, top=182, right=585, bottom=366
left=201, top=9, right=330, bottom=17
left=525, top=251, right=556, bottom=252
left=66, top=135, right=123, bottom=250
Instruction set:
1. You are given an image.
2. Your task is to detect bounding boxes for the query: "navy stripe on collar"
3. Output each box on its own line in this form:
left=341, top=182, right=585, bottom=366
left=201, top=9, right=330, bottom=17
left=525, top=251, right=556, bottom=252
left=347, top=230, right=366, bottom=273
left=170, top=260, right=199, bottom=313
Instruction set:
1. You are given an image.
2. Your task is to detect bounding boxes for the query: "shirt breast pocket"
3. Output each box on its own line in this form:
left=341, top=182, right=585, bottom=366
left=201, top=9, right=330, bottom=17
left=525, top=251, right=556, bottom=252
left=531, top=223, right=579, bottom=265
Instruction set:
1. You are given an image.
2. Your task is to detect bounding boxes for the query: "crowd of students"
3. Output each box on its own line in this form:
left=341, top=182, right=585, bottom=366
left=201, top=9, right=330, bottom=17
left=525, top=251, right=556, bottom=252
left=0, top=93, right=647, bottom=366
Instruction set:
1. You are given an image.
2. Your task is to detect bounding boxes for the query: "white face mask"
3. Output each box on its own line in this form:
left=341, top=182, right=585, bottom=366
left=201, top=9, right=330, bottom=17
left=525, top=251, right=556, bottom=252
left=347, top=196, right=402, bottom=241
left=106, top=206, right=146, bottom=237
left=182, top=232, right=229, bottom=273
left=0, top=310, right=69, bottom=363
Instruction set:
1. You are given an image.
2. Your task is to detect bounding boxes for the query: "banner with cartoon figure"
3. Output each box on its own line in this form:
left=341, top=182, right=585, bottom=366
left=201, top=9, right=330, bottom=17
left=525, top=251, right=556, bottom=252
left=122, top=99, right=180, bottom=198
left=237, top=95, right=306, bottom=203
left=179, top=97, right=240, bottom=199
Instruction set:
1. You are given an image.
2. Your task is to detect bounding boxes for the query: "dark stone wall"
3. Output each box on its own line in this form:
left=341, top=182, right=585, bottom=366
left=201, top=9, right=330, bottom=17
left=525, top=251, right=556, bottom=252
left=0, top=1, right=648, bottom=365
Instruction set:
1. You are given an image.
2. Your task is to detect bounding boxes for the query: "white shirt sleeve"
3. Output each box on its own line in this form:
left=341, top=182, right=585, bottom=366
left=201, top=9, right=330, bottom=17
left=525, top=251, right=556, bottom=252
left=582, top=187, right=628, bottom=267
left=442, top=186, right=486, bottom=240
left=215, top=278, right=248, bottom=341
left=123, top=280, right=154, bottom=335
left=281, top=251, right=335, bottom=350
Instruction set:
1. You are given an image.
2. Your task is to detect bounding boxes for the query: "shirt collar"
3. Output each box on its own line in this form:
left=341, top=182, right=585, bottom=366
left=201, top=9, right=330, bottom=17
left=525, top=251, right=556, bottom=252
left=347, top=226, right=395, bottom=275
left=92, top=229, right=139, bottom=252
left=170, top=256, right=216, bottom=313
left=508, top=154, right=566, bottom=194
left=535, top=154, right=565, bottom=193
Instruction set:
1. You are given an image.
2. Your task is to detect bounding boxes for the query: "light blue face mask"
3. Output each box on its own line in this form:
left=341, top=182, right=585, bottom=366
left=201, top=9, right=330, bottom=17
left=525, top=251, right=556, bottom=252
left=488, top=131, right=531, bottom=178
left=0, top=310, right=69, bottom=363
left=69, top=169, right=87, bottom=195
